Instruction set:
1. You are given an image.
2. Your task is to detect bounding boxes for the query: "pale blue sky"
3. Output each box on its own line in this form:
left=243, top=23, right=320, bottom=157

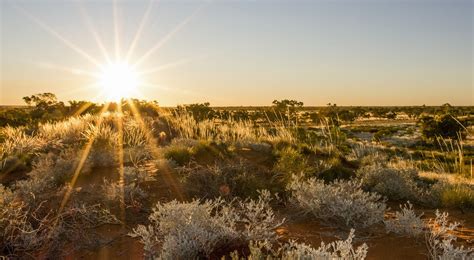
left=1, top=0, right=472, bottom=106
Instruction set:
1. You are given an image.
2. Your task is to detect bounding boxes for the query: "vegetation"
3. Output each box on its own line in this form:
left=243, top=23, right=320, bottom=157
left=289, top=177, right=387, bottom=228
left=0, top=94, right=473, bottom=258
left=420, top=114, right=467, bottom=140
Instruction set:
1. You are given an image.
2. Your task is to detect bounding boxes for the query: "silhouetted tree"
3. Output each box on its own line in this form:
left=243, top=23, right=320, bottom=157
left=178, top=102, right=215, bottom=121
left=22, top=93, right=65, bottom=121
left=271, top=99, right=304, bottom=123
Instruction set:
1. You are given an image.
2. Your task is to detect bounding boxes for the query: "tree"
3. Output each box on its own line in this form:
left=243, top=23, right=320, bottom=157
left=420, top=114, right=466, bottom=140
left=178, top=102, right=215, bottom=121
left=122, top=99, right=160, bottom=117
left=23, top=93, right=59, bottom=108
left=22, top=93, right=65, bottom=121
left=338, top=109, right=357, bottom=122
left=271, top=99, right=304, bottom=123
left=68, top=100, right=99, bottom=115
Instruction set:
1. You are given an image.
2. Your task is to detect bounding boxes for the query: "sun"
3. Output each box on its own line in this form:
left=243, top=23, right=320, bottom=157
left=98, top=62, right=140, bottom=101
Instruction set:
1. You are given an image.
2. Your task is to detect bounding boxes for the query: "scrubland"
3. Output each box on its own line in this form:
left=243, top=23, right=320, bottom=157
left=1, top=101, right=473, bottom=259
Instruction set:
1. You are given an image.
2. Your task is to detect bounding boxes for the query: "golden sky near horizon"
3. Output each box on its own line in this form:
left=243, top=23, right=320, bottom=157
left=1, top=0, right=473, bottom=106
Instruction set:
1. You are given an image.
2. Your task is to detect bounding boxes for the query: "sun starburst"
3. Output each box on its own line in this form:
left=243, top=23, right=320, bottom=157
left=99, top=62, right=140, bottom=101
left=11, top=0, right=206, bottom=241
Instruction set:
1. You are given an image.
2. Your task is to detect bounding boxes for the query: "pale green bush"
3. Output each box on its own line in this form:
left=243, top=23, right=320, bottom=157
left=14, top=150, right=91, bottom=207
left=288, top=176, right=386, bottom=228
left=425, top=210, right=473, bottom=259
left=358, top=165, right=422, bottom=201
left=102, top=179, right=147, bottom=206
left=130, top=191, right=283, bottom=259
left=102, top=167, right=152, bottom=206
left=229, top=229, right=368, bottom=259
left=384, top=201, right=424, bottom=237
left=1, top=185, right=119, bottom=257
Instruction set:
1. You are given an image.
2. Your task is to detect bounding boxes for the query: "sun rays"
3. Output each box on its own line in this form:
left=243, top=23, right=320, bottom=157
left=12, top=0, right=207, bottom=104
left=9, top=0, right=205, bottom=238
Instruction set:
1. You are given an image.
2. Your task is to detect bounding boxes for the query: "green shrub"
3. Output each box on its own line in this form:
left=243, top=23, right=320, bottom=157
left=357, top=165, right=422, bottom=202
left=273, top=148, right=312, bottom=184
left=190, top=141, right=230, bottom=163
left=179, top=162, right=283, bottom=199
left=439, top=184, right=474, bottom=209
left=419, top=114, right=466, bottom=140
left=317, top=164, right=355, bottom=183
left=164, top=145, right=192, bottom=166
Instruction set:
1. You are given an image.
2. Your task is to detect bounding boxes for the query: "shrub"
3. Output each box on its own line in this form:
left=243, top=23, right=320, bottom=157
left=1, top=193, right=119, bottom=257
left=0, top=127, right=45, bottom=173
left=317, top=164, right=355, bottom=183
left=430, top=182, right=474, bottom=209
left=1, top=196, right=50, bottom=255
left=123, top=120, right=149, bottom=148
left=357, top=165, right=422, bottom=202
left=179, top=162, right=283, bottom=199
left=125, top=146, right=152, bottom=167
left=129, top=191, right=283, bottom=259
left=384, top=203, right=474, bottom=258
left=288, top=176, right=386, bottom=228
left=102, top=180, right=147, bottom=207
left=123, top=166, right=154, bottom=183
left=384, top=202, right=424, bottom=237
left=420, top=114, right=467, bottom=140
left=38, top=115, right=93, bottom=146
left=177, top=102, right=215, bottom=121
left=13, top=150, right=91, bottom=207
left=82, top=122, right=119, bottom=167
left=425, top=210, right=473, bottom=259
left=228, top=229, right=368, bottom=259
left=190, top=140, right=228, bottom=162
left=163, top=141, right=192, bottom=166
left=349, top=143, right=387, bottom=166
left=102, top=167, right=152, bottom=207
left=273, top=148, right=312, bottom=183
left=236, top=191, right=282, bottom=241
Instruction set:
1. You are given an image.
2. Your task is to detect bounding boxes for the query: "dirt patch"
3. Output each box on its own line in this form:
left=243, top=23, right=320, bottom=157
left=67, top=225, right=143, bottom=260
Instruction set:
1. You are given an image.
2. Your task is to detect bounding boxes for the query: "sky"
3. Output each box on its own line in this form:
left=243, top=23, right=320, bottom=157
left=1, top=0, right=472, bottom=106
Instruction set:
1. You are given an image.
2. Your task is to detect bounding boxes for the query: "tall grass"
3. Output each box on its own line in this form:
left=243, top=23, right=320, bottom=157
left=432, top=133, right=467, bottom=176
left=0, top=127, right=46, bottom=171
left=167, top=112, right=295, bottom=145
left=37, top=115, right=95, bottom=145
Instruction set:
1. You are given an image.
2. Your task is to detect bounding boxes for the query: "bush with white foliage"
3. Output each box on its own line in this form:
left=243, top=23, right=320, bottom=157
left=288, top=176, right=386, bottom=228
left=229, top=229, right=368, bottom=260
left=102, top=167, right=152, bottom=206
left=129, top=191, right=283, bottom=259
left=425, top=210, right=473, bottom=259
left=102, top=180, right=147, bottom=207
left=14, top=150, right=89, bottom=207
left=357, top=165, right=422, bottom=202
left=384, top=201, right=424, bottom=237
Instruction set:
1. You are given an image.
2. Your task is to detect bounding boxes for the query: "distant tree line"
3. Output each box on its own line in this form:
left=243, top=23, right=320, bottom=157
left=1, top=93, right=473, bottom=135
left=0, top=93, right=161, bottom=127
